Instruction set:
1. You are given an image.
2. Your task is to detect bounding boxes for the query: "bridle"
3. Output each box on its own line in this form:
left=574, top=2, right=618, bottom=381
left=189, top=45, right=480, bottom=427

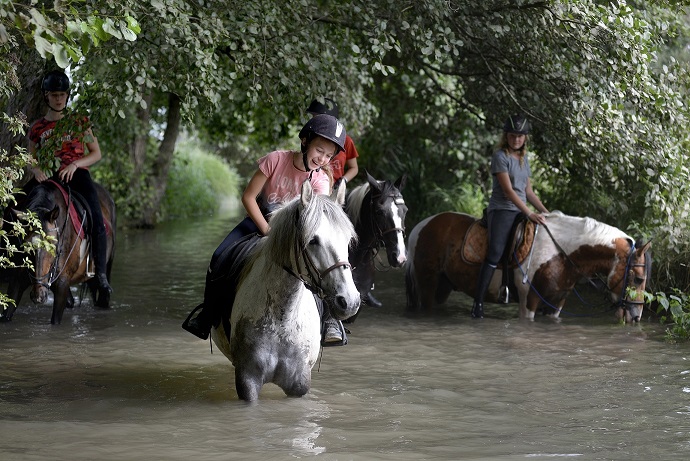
left=537, top=224, right=647, bottom=314
left=357, top=191, right=406, bottom=264
left=30, top=186, right=85, bottom=290
left=283, top=210, right=352, bottom=299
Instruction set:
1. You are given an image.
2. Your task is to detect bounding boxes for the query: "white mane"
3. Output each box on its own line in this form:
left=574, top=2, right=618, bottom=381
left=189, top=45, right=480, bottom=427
left=544, top=210, right=631, bottom=254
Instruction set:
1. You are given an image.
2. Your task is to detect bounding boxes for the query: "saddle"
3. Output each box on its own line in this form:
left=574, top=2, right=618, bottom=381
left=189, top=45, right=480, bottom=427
left=47, top=180, right=113, bottom=275
left=214, top=233, right=262, bottom=332
left=461, top=213, right=537, bottom=267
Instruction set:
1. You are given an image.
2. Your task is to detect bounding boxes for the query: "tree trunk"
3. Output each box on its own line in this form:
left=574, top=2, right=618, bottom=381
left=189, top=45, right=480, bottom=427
left=0, top=44, right=48, bottom=186
left=136, top=92, right=181, bottom=228
left=129, top=91, right=153, bottom=191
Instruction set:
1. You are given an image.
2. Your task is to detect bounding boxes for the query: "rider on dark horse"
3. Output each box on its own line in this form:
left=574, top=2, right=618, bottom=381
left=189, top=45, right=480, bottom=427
left=25, top=69, right=112, bottom=299
left=183, top=114, right=349, bottom=344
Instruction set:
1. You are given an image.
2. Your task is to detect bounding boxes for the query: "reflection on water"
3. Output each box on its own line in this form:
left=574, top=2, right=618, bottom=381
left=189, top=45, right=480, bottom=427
left=1, top=209, right=690, bottom=460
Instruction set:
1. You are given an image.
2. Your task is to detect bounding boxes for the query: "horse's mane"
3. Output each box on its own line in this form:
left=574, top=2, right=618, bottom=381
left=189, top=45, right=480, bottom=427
left=545, top=210, right=631, bottom=251
left=22, top=183, right=59, bottom=219
left=261, top=193, right=356, bottom=268
left=345, top=183, right=369, bottom=227
left=345, top=179, right=400, bottom=228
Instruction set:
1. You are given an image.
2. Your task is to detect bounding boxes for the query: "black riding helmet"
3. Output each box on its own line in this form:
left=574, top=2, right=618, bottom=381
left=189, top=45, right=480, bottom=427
left=42, top=69, right=71, bottom=112
left=298, top=114, right=347, bottom=172
left=306, top=98, right=340, bottom=118
left=503, top=114, right=530, bottom=135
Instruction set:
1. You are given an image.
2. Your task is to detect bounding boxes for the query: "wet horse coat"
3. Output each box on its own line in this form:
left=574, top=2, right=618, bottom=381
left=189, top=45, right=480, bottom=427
left=406, top=211, right=651, bottom=322
left=344, top=172, right=407, bottom=313
left=1, top=181, right=115, bottom=324
left=209, top=181, right=360, bottom=401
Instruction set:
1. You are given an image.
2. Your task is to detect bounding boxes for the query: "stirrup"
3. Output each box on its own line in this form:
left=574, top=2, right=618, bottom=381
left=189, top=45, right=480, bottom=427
left=321, top=319, right=348, bottom=347
left=182, top=303, right=211, bottom=340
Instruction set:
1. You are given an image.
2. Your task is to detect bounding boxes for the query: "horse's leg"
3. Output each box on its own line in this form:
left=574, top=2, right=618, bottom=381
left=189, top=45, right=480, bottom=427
left=276, top=367, right=311, bottom=398
left=235, top=366, right=262, bottom=402
left=50, top=281, right=70, bottom=325
left=1, top=269, right=30, bottom=322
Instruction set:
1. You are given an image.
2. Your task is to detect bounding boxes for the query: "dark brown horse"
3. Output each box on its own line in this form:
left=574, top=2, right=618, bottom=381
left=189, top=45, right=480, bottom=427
left=405, top=211, right=651, bottom=323
left=1, top=180, right=116, bottom=324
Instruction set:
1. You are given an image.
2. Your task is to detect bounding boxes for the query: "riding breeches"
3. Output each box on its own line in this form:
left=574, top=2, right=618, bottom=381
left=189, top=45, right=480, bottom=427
left=63, top=169, right=108, bottom=274
left=485, top=209, right=521, bottom=267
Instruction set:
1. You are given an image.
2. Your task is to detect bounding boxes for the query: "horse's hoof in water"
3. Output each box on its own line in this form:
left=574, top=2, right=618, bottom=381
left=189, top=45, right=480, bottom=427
left=471, top=302, right=484, bottom=319
left=362, top=292, right=383, bottom=308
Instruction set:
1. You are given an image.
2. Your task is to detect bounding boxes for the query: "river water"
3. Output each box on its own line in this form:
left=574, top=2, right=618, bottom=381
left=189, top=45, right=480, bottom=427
left=1, top=206, right=689, bottom=460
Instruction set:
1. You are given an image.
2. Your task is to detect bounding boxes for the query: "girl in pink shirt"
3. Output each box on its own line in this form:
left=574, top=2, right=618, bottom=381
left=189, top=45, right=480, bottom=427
left=183, top=114, right=347, bottom=340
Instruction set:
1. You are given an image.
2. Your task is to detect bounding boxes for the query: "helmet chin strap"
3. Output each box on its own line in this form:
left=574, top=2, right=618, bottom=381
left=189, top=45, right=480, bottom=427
left=302, top=152, right=321, bottom=174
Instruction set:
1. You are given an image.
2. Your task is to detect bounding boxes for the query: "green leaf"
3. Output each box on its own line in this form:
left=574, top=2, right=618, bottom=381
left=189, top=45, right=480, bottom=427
left=53, top=43, right=70, bottom=68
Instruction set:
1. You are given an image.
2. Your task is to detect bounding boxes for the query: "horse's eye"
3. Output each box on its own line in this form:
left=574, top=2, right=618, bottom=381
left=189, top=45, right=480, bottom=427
left=309, top=237, right=320, bottom=246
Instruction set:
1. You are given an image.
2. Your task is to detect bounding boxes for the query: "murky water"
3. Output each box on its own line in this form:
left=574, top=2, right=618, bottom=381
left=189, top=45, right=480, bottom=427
left=1, top=207, right=689, bottom=460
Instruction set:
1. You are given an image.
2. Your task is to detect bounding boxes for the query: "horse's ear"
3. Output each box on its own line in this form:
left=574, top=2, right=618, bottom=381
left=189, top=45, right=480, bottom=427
left=366, top=170, right=381, bottom=192
left=394, top=174, right=407, bottom=191
left=300, top=179, right=314, bottom=207
left=638, top=240, right=652, bottom=254
left=49, top=205, right=60, bottom=223
left=332, top=178, right=347, bottom=206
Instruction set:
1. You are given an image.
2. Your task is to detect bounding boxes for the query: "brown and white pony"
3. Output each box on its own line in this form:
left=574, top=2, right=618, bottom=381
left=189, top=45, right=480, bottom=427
left=1, top=180, right=115, bottom=324
left=405, top=211, right=651, bottom=323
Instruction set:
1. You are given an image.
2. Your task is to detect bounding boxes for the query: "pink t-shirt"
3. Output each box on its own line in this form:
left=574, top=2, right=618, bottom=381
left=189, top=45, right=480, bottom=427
left=257, top=150, right=330, bottom=210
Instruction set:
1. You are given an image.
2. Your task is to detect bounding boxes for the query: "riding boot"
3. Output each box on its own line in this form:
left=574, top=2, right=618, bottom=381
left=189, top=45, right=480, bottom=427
left=92, top=228, right=112, bottom=306
left=472, top=262, right=496, bottom=319
left=362, top=291, right=383, bottom=308
left=182, top=269, right=222, bottom=340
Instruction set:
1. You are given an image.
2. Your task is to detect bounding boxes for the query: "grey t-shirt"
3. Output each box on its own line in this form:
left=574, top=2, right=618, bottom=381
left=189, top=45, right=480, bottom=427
left=488, top=149, right=531, bottom=212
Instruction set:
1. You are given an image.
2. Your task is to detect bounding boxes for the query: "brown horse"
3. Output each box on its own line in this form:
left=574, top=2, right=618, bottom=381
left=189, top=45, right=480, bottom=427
left=1, top=180, right=116, bottom=324
left=405, top=211, right=651, bottom=323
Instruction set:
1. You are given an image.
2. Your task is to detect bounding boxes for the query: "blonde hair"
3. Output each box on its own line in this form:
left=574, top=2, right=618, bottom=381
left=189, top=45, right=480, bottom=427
left=497, top=132, right=529, bottom=167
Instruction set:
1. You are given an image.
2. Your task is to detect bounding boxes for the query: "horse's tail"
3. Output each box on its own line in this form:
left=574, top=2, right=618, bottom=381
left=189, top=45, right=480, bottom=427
left=405, top=259, right=420, bottom=311
left=405, top=224, right=422, bottom=311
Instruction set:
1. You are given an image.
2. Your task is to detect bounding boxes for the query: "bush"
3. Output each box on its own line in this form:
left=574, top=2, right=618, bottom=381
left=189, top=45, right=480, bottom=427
left=161, top=142, right=239, bottom=220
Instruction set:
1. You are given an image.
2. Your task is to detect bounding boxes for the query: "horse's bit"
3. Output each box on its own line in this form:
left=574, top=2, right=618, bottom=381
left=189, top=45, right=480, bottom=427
left=539, top=225, right=647, bottom=313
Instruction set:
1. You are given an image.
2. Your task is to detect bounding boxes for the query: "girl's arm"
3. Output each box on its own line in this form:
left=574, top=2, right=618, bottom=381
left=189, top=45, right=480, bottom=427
left=342, top=157, right=359, bottom=182
left=28, top=139, right=48, bottom=182
left=59, top=129, right=102, bottom=182
left=241, top=169, right=270, bottom=235
left=496, top=172, right=547, bottom=225
left=525, top=178, right=549, bottom=214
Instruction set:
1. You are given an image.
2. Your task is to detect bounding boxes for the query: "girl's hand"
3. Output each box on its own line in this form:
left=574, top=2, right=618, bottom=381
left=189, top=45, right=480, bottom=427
left=529, top=212, right=546, bottom=226
left=32, top=168, right=48, bottom=183
left=58, top=163, right=79, bottom=182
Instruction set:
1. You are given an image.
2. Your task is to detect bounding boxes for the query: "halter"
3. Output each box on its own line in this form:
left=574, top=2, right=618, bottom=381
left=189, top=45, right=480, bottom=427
left=530, top=224, right=647, bottom=315
left=30, top=185, right=85, bottom=290
left=283, top=209, right=352, bottom=298
left=359, top=191, right=406, bottom=265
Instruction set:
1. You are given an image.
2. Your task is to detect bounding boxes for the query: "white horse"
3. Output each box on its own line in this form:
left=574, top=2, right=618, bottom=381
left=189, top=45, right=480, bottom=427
left=211, top=180, right=360, bottom=401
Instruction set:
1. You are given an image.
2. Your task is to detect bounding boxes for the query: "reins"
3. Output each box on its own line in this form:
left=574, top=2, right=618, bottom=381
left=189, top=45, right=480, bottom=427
left=282, top=209, right=352, bottom=299
left=517, top=223, right=646, bottom=316
left=31, top=184, right=86, bottom=289
left=355, top=191, right=406, bottom=270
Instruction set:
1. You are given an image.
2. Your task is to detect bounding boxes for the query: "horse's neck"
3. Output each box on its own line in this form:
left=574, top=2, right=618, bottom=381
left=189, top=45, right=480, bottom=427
left=249, top=253, right=310, bottom=316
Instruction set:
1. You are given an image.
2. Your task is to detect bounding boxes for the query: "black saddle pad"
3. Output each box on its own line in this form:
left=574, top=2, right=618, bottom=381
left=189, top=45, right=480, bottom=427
left=210, top=233, right=261, bottom=281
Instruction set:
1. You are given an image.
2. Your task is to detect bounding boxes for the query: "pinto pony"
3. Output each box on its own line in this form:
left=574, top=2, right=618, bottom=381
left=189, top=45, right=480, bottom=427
left=406, top=211, right=651, bottom=323
left=1, top=180, right=115, bottom=324
left=344, top=171, right=407, bottom=314
left=210, top=180, right=360, bottom=402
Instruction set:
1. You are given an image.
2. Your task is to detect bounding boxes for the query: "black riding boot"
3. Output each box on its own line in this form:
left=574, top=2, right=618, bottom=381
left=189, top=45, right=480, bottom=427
left=182, top=269, right=222, bottom=340
left=92, top=227, right=112, bottom=305
left=472, top=262, right=496, bottom=319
